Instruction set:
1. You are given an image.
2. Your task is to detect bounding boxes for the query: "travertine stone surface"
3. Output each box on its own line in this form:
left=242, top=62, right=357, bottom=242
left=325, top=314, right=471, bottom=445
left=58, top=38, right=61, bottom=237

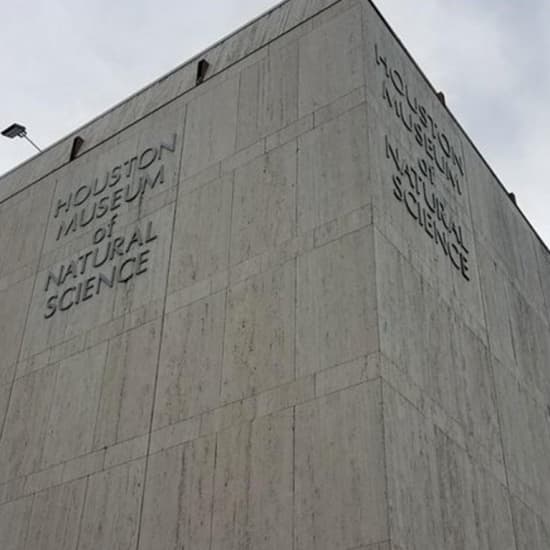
left=0, top=366, right=58, bottom=483
left=0, top=0, right=548, bottom=548
left=297, top=227, right=377, bottom=376
left=42, top=345, right=107, bottom=467
left=93, top=319, right=161, bottom=449
left=0, top=496, right=33, bottom=550
left=231, top=141, right=296, bottom=265
left=298, top=5, right=363, bottom=116
left=0, top=179, right=55, bottom=280
left=222, top=261, right=295, bottom=402
left=182, top=77, right=239, bottom=178
left=298, top=105, right=369, bottom=233
left=24, top=478, right=86, bottom=550
left=0, top=277, right=34, bottom=386
left=168, top=175, right=232, bottom=293
left=212, top=410, right=294, bottom=550
left=236, top=40, right=299, bottom=150
left=295, top=381, right=387, bottom=549
left=139, top=437, right=215, bottom=550
left=77, top=459, right=145, bottom=550
left=154, top=292, right=225, bottom=429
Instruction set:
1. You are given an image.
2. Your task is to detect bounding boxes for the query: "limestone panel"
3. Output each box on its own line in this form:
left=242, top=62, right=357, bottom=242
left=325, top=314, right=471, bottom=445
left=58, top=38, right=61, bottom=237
left=222, top=261, right=295, bottom=402
left=78, top=459, right=145, bottom=550
left=0, top=384, right=10, bottom=436
left=236, top=40, right=299, bottom=149
left=138, top=436, right=215, bottom=550
left=297, top=227, right=377, bottom=377
left=297, top=105, right=369, bottom=234
left=182, top=76, right=239, bottom=178
left=377, top=229, right=454, bottom=399
left=211, top=409, right=293, bottom=550
left=168, top=175, right=232, bottom=294
left=382, top=381, right=442, bottom=550
left=42, top=344, right=107, bottom=467
left=231, top=141, right=296, bottom=265
left=295, top=381, right=387, bottom=550
left=511, top=496, right=550, bottom=550
left=0, top=496, right=33, bottom=550
left=298, top=6, right=363, bottom=116
left=433, top=426, right=515, bottom=550
left=507, top=285, right=550, bottom=398
left=154, top=292, right=225, bottom=429
left=24, top=478, right=86, bottom=550
left=449, top=316, right=502, bottom=461
left=93, top=319, right=161, bottom=449
left=0, top=366, right=57, bottom=483
left=0, top=178, right=54, bottom=279
left=0, top=277, right=34, bottom=387
left=494, top=360, right=550, bottom=516
left=478, top=244, right=516, bottom=364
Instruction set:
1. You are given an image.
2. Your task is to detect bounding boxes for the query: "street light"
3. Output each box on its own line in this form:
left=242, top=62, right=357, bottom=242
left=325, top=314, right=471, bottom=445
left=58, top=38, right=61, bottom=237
left=2, top=123, right=42, bottom=152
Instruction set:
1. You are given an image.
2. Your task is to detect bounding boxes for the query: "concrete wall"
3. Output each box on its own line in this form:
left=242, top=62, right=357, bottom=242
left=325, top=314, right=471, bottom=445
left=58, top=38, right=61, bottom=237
left=0, top=0, right=548, bottom=548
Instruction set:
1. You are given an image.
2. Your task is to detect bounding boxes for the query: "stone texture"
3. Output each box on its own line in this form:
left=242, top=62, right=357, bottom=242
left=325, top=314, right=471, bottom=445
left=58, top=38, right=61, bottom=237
left=511, top=496, right=550, bottom=550
left=236, top=39, right=299, bottom=149
left=182, top=76, right=239, bottom=178
left=168, top=174, right=232, bottom=293
left=295, top=381, right=387, bottom=549
left=24, top=478, right=86, bottom=550
left=297, top=105, right=369, bottom=233
left=298, top=6, right=363, bottom=116
left=297, top=227, right=377, bottom=376
left=230, top=141, right=297, bottom=265
left=78, top=459, right=145, bottom=550
left=0, top=179, right=54, bottom=279
left=93, top=319, right=161, bottom=449
left=0, top=277, right=34, bottom=386
left=42, top=345, right=107, bottom=467
left=222, top=261, right=295, bottom=402
left=493, top=359, right=550, bottom=516
left=211, top=409, right=294, bottom=550
left=154, top=291, right=225, bottom=429
left=0, top=496, right=33, bottom=550
left=0, top=366, right=58, bottom=483
left=139, top=437, right=215, bottom=550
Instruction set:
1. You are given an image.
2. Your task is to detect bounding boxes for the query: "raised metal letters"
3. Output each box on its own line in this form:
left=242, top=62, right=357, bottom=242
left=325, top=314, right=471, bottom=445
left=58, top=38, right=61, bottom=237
left=43, top=134, right=177, bottom=318
left=375, top=44, right=471, bottom=281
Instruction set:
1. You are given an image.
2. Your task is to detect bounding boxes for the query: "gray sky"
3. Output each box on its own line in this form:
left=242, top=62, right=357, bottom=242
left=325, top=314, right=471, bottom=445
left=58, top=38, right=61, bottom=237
left=1, top=0, right=548, bottom=246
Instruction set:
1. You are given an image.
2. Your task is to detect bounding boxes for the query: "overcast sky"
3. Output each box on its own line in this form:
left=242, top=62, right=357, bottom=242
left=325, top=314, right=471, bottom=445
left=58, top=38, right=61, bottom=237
left=1, top=0, right=548, bottom=246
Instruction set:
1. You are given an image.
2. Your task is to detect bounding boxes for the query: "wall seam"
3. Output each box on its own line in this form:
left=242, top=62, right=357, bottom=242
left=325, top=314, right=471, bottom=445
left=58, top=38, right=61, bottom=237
left=133, top=106, right=189, bottom=550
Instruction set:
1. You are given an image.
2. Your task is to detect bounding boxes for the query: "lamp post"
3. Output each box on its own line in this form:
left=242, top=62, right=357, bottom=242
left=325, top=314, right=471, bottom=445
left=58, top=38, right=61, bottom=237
left=1, top=123, right=42, bottom=152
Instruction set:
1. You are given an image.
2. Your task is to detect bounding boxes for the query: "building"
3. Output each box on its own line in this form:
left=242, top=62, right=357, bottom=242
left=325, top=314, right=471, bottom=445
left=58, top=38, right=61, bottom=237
left=0, top=0, right=549, bottom=548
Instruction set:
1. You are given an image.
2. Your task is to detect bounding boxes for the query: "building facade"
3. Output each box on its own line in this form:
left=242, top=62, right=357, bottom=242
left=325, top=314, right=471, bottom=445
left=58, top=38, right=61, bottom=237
left=0, top=0, right=549, bottom=548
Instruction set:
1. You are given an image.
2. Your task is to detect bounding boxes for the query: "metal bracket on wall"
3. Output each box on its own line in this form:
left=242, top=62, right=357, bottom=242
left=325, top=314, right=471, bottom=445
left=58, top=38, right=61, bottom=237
left=69, top=136, right=84, bottom=161
left=196, top=59, right=210, bottom=85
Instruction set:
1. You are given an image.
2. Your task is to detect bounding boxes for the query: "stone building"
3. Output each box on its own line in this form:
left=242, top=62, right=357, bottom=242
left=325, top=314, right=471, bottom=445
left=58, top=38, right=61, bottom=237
left=0, top=0, right=549, bottom=548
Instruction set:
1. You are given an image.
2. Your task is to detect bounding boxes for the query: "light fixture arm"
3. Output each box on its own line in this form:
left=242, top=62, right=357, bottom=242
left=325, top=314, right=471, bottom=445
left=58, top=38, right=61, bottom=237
left=21, top=133, right=42, bottom=152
